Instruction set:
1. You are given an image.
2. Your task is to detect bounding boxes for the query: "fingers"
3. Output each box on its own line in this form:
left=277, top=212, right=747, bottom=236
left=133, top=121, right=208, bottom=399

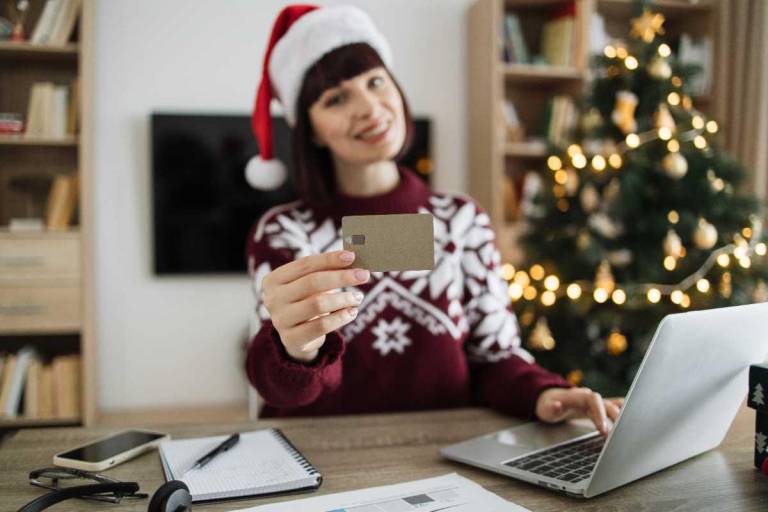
left=605, top=400, right=621, bottom=423
left=266, top=250, right=357, bottom=286
left=282, top=268, right=370, bottom=303
left=280, top=306, right=359, bottom=350
left=272, top=290, right=365, bottom=330
left=559, top=388, right=609, bottom=436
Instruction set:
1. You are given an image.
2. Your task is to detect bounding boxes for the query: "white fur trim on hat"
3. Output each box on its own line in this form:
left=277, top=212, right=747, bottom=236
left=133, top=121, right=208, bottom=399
left=245, top=156, right=287, bottom=190
left=269, top=6, right=393, bottom=126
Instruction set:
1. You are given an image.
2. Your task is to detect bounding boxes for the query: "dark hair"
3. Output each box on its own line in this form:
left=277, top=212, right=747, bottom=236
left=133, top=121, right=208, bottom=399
left=292, top=43, right=414, bottom=206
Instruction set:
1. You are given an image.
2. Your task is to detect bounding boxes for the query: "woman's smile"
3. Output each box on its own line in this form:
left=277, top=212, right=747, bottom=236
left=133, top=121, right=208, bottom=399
left=354, top=119, right=391, bottom=143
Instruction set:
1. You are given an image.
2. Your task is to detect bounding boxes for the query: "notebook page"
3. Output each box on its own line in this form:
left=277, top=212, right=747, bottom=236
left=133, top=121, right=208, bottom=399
left=160, top=429, right=316, bottom=499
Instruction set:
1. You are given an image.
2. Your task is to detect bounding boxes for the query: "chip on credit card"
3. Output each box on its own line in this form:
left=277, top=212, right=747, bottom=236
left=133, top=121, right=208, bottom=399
left=341, top=213, right=435, bottom=272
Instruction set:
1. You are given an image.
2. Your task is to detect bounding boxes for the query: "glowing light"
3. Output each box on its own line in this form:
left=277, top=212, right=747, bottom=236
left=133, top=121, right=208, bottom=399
left=626, top=133, right=640, bottom=148
left=694, top=135, right=707, bottom=149
left=692, top=116, right=705, bottom=129
left=671, top=76, right=683, bottom=87
left=616, top=47, right=628, bottom=59
left=529, top=264, right=545, bottom=281
left=567, top=144, right=582, bottom=157
left=594, top=288, right=609, bottom=303
left=667, top=139, right=680, bottom=152
left=501, top=263, right=516, bottom=281
left=671, top=290, right=684, bottom=304
left=567, top=283, right=582, bottom=300
left=548, top=155, right=563, bottom=171
left=706, top=120, right=719, bottom=133
left=668, top=210, right=679, bottom=224
left=523, top=286, right=538, bottom=301
left=739, top=257, right=752, bottom=269
left=609, top=154, right=623, bottom=169
left=604, top=45, right=617, bottom=58
left=625, top=56, right=639, bottom=70
left=544, top=275, right=560, bottom=291
left=514, top=270, right=530, bottom=287
left=572, top=153, right=588, bottom=169
left=664, top=256, right=677, bottom=271
left=667, top=92, right=681, bottom=106
left=734, top=245, right=748, bottom=260
left=717, top=254, right=730, bottom=267
left=508, top=282, right=524, bottom=301
left=756, top=243, right=767, bottom=256
left=681, top=294, right=691, bottom=308
left=554, top=170, right=568, bottom=185
left=606, top=331, right=628, bottom=356
left=647, top=288, right=662, bottom=303
left=612, top=289, right=627, bottom=305
left=658, top=43, right=672, bottom=57
left=541, top=290, right=557, bottom=306
left=592, top=155, right=607, bottom=171
left=696, top=278, right=711, bottom=293
left=658, top=127, right=672, bottom=140
left=742, top=227, right=753, bottom=239
left=556, top=199, right=569, bottom=212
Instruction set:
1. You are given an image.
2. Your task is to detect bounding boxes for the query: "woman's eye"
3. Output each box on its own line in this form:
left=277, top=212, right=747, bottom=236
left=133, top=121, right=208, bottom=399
left=370, top=76, right=384, bottom=88
left=325, top=93, right=345, bottom=106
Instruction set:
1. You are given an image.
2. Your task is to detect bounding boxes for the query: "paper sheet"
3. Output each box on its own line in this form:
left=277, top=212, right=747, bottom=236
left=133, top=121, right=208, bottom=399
left=232, top=473, right=530, bottom=512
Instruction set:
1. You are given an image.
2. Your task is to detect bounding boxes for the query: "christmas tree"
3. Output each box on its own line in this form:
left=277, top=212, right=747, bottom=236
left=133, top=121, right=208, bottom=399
left=509, top=2, right=768, bottom=396
left=753, top=383, right=766, bottom=408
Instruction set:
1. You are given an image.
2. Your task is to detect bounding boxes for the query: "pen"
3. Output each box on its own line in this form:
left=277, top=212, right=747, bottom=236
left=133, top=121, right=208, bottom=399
left=188, top=433, right=240, bottom=472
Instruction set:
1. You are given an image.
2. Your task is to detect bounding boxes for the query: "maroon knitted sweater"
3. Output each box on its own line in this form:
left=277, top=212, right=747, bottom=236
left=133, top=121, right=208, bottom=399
left=245, top=167, right=570, bottom=418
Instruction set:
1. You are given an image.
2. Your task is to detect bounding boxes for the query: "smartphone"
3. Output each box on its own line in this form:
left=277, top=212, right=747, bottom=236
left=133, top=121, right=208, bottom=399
left=53, top=429, right=169, bottom=471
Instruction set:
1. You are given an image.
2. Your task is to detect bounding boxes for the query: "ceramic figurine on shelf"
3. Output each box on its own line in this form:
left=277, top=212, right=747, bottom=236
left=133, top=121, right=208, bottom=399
left=10, top=0, right=29, bottom=42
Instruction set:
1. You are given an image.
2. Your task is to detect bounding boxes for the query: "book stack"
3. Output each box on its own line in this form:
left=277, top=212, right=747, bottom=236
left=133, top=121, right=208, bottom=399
left=545, top=95, right=577, bottom=147
left=748, top=364, right=768, bottom=475
left=25, top=80, right=80, bottom=138
left=0, top=347, right=81, bottom=420
left=540, top=4, right=577, bottom=67
left=502, top=12, right=529, bottom=64
left=29, top=0, right=82, bottom=46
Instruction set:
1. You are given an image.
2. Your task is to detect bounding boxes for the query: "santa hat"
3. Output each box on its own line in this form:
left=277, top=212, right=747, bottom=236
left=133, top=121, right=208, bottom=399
left=246, top=4, right=393, bottom=190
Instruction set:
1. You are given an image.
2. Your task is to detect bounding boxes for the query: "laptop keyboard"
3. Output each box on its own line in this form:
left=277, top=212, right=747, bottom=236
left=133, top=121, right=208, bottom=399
left=503, top=435, right=605, bottom=483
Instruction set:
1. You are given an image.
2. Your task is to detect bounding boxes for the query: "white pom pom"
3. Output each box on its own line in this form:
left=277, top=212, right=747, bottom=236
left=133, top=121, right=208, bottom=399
left=245, top=156, right=287, bottom=190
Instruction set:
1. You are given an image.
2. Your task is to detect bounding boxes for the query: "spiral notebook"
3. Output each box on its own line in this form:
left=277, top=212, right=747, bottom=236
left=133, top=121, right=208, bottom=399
left=158, top=429, right=322, bottom=503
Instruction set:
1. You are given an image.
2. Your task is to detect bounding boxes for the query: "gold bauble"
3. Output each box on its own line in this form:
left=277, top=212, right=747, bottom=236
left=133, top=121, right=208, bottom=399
left=654, top=103, right=676, bottom=131
left=662, top=152, right=688, bottom=179
left=693, top=218, right=718, bottom=250
left=663, top=229, right=684, bottom=258
left=528, top=317, right=555, bottom=351
left=648, top=56, right=672, bottom=79
left=607, top=330, right=628, bottom=356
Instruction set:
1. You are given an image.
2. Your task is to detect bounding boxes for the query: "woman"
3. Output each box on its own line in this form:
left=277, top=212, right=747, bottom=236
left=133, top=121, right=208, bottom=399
left=245, top=4, right=620, bottom=435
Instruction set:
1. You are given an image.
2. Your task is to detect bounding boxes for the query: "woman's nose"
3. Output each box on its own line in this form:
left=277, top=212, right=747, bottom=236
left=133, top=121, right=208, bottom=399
left=353, top=90, right=379, bottom=119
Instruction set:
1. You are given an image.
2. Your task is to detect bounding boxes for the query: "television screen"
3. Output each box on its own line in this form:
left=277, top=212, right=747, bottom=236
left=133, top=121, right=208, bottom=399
left=151, top=113, right=431, bottom=274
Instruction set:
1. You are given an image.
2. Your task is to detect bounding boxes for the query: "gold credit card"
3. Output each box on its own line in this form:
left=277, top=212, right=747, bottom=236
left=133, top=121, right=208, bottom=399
left=342, top=213, right=435, bottom=272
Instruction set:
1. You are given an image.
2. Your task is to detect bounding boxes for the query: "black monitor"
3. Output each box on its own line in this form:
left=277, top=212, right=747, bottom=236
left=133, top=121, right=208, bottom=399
left=151, top=113, right=431, bottom=274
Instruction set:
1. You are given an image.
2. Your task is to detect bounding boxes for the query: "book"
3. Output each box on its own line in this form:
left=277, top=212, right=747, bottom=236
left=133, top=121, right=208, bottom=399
left=503, top=13, right=529, bottom=64
left=47, top=0, right=81, bottom=46
left=30, top=0, right=63, bottom=44
left=38, top=362, right=55, bottom=419
left=0, top=346, right=37, bottom=418
left=23, top=357, right=42, bottom=419
left=159, top=429, right=322, bottom=503
left=52, top=354, right=80, bottom=418
left=45, top=174, right=79, bottom=230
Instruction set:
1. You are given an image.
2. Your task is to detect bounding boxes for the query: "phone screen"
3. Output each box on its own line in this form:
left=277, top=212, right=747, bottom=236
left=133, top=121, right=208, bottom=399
left=58, top=431, right=165, bottom=462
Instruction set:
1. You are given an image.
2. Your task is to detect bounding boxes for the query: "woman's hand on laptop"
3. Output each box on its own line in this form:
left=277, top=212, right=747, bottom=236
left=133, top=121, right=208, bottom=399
left=535, top=387, right=622, bottom=436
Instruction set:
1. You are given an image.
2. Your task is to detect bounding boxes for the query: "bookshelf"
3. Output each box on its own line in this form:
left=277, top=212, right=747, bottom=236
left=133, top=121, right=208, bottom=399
left=467, top=0, right=719, bottom=266
left=0, top=0, right=95, bottom=427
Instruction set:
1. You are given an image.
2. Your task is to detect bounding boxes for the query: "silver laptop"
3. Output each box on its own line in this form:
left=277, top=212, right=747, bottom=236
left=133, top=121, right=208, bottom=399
left=441, top=302, right=768, bottom=498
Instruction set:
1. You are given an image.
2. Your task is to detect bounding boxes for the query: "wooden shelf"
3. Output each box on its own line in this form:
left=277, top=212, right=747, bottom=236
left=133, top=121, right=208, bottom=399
left=0, top=416, right=80, bottom=429
left=0, top=41, right=78, bottom=59
left=0, top=134, right=78, bottom=147
left=503, top=64, right=583, bottom=83
left=505, top=141, right=548, bottom=158
left=598, top=0, right=712, bottom=19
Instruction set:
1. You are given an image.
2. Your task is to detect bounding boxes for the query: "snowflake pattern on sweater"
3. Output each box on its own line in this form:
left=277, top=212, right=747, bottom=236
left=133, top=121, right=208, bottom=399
left=245, top=168, right=570, bottom=418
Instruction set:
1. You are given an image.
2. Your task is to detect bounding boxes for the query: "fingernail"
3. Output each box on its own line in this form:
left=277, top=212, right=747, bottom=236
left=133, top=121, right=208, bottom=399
left=354, top=269, right=370, bottom=282
left=340, top=251, right=355, bottom=262
left=603, top=420, right=610, bottom=433
left=353, top=291, right=364, bottom=303
left=348, top=307, right=358, bottom=318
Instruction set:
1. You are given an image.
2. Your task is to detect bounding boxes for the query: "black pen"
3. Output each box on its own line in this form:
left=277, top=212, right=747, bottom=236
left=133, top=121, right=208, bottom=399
left=187, top=433, right=240, bottom=472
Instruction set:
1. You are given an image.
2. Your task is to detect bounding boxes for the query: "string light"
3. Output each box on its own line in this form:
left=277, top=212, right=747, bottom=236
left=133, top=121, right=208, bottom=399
left=667, top=92, right=681, bottom=106
left=544, top=275, right=560, bottom=291
left=717, top=254, right=730, bottom=267
left=667, top=139, right=680, bottom=152
left=743, top=227, right=754, bottom=239
left=548, top=156, right=563, bottom=171
left=692, top=116, right=705, bottom=129
left=514, top=270, right=530, bottom=287
left=757, top=243, right=767, bottom=256
left=739, top=257, right=752, bottom=269
left=694, top=135, right=707, bottom=149
left=658, top=126, right=672, bottom=140
left=612, top=289, right=627, bottom=305
left=567, top=283, right=582, bottom=300
left=681, top=294, right=691, bottom=308
left=616, top=47, right=628, bottom=59
left=668, top=210, right=679, bottom=224
left=592, top=155, right=607, bottom=171
left=658, top=43, right=672, bottom=57
left=501, top=263, right=516, bottom=281
left=567, top=144, right=582, bottom=157
left=696, top=278, right=710, bottom=293
left=508, top=282, right=524, bottom=301
left=606, top=331, right=628, bottom=355
left=706, top=120, right=718, bottom=133
left=609, top=154, right=623, bottom=168
left=670, top=290, right=684, bottom=304
left=647, top=288, right=662, bottom=303
left=554, top=170, right=568, bottom=184
left=625, top=56, right=639, bottom=70
left=671, top=76, right=682, bottom=87
left=664, top=256, right=677, bottom=271
left=572, top=153, right=587, bottom=169
left=523, top=286, right=538, bottom=300
left=604, top=45, right=617, bottom=58
left=712, top=178, right=725, bottom=192
left=626, top=133, right=640, bottom=148
left=541, top=290, right=557, bottom=306
left=594, top=288, right=609, bottom=303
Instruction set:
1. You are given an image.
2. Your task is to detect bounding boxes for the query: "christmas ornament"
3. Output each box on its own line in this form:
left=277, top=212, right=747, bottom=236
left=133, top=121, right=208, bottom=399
left=589, top=213, right=622, bottom=239
left=595, top=260, right=616, bottom=294
left=648, top=56, right=672, bottom=79
left=528, top=317, right=555, bottom=351
left=662, top=152, right=688, bottom=179
left=631, top=10, right=665, bottom=43
left=663, top=229, right=684, bottom=258
left=567, top=369, right=583, bottom=386
left=654, top=104, right=676, bottom=131
left=580, top=183, right=600, bottom=212
left=693, top=218, right=718, bottom=249
left=754, top=280, right=768, bottom=302
left=606, top=329, right=628, bottom=356
left=612, top=91, right=639, bottom=134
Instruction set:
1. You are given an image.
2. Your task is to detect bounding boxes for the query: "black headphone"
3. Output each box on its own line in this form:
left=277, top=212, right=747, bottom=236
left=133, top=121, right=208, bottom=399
left=17, top=480, right=192, bottom=512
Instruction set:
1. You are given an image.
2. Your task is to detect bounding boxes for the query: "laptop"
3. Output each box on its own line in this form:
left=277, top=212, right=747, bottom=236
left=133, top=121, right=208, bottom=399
left=441, top=302, right=768, bottom=498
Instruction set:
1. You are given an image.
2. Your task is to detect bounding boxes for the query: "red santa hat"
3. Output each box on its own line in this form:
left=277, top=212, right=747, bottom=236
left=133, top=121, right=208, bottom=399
left=246, top=4, right=393, bottom=190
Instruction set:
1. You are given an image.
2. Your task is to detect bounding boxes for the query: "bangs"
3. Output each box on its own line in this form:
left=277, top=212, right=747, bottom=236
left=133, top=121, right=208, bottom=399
left=299, top=43, right=385, bottom=107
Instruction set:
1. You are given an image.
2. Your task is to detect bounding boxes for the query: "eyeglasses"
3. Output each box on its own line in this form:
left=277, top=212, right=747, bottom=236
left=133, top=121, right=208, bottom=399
left=29, top=467, right=148, bottom=504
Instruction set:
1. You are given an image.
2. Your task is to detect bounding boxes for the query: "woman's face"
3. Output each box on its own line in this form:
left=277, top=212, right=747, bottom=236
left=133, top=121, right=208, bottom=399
left=308, top=66, right=406, bottom=166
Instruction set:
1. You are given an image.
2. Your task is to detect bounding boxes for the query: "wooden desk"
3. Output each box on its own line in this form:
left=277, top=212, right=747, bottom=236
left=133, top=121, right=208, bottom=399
left=2, top=403, right=768, bottom=511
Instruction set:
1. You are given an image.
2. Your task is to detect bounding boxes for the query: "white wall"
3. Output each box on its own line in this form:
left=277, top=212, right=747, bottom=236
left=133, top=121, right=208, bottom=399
left=94, top=0, right=473, bottom=410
